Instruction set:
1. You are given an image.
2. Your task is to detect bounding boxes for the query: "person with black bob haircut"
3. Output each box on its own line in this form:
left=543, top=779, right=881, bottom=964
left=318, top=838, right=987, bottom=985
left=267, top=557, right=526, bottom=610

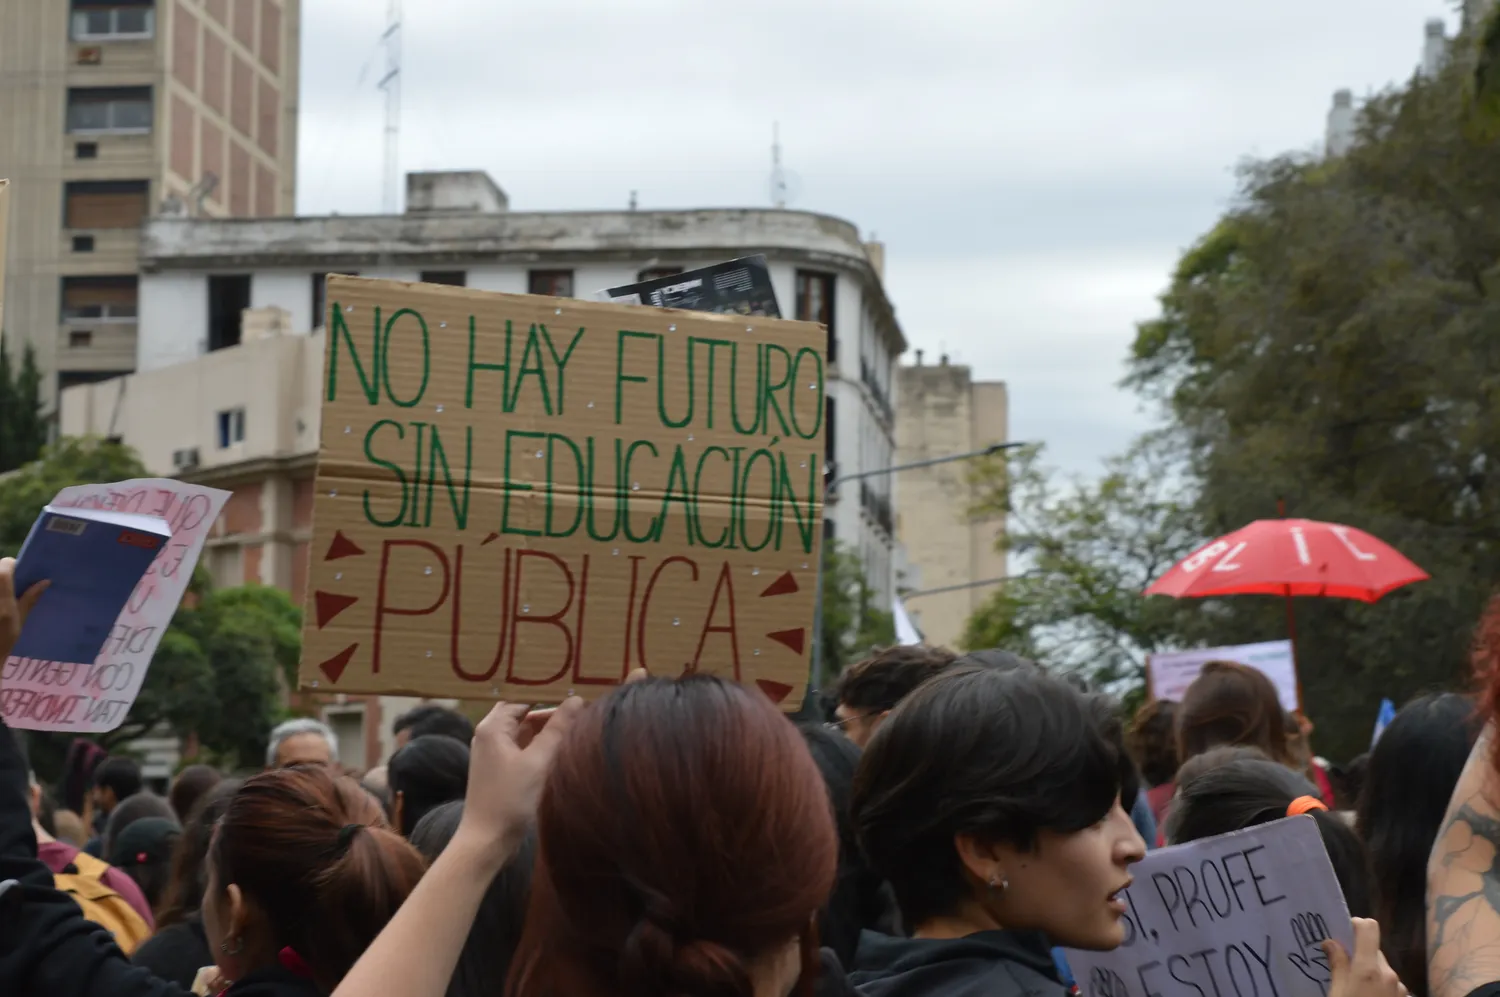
left=1357, top=692, right=1478, bottom=997
left=848, top=664, right=1146, bottom=996
left=387, top=734, right=470, bottom=838
left=407, top=800, right=537, bottom=997
left=392, top=705, right=474, bottom=752
left=1163, top=754, right=1374, bottom=919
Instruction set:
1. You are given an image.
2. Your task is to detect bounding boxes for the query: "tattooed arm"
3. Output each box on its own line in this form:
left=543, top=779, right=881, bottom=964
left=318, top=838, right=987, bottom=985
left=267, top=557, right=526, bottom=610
left=1429, top=725, right=1500, bottom=997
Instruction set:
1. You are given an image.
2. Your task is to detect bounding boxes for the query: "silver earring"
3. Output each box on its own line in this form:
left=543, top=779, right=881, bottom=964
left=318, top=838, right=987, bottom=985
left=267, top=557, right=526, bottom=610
left=220, top=937, right=243, bottom=956
left=988, top=873, right=1009, bottom=892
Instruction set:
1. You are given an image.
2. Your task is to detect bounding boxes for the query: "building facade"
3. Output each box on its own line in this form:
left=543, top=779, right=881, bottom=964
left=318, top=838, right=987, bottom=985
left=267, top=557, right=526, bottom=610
left=59, top=171, right=905, bottom=762
left=893, top=355, right=1008, bottom=650
left=0, top=0, right=301, bottom=395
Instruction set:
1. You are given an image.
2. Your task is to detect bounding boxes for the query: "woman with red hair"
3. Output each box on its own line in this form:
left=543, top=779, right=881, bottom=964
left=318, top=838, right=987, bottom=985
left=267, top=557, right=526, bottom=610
left=335, top=674, right=840, bottom=997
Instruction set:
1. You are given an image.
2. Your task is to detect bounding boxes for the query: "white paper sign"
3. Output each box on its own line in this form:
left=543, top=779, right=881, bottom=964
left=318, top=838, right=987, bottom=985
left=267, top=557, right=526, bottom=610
left=1148, top=640, right=1299, bottom=712
left=1, top=478, right=230, bottom=732
left=1064, top=816, right=1353, bottom=997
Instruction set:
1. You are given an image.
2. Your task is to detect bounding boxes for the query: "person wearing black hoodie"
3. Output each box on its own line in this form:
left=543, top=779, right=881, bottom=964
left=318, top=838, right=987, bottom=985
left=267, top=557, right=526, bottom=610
left=848, top=663, right=1146, bottom=997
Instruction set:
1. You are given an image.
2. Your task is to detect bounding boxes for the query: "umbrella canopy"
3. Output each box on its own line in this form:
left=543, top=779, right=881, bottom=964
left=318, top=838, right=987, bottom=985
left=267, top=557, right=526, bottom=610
left=1145, top=518, right=1429, bottom=603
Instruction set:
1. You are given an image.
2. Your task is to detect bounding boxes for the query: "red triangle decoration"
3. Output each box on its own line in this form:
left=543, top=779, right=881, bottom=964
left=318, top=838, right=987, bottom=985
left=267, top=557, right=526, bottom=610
left=481, top=532, right=501, bottom=546
left=755, top=679, right=794, bottom=705
left=767, top=628, right=806, bottom=655
left=314, top=591, right=360, bottom=629
left=325, top=531, right=365, bottom=561
left=318, top=644, right=359, bottom=683
left=759, top=571, right=800, bottom=598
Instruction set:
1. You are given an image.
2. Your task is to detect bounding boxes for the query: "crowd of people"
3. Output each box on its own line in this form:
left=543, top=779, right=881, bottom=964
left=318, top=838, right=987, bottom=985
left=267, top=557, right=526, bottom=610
left=2, top=556, right=1499, bottom=996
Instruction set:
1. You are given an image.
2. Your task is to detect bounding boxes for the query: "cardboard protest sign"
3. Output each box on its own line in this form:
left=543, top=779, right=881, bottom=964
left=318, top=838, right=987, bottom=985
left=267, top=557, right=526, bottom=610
left=299, top=276, right=826, bottom=708
left=1, top=479, right=230, bottom=732
left=1063, top=816, right=1353, bottom=997
left=1148, top=640, right=1298, bottom=712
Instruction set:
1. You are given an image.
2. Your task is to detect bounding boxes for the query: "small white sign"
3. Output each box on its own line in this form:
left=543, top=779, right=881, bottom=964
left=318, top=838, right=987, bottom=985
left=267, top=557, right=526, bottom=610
left=1148, top=640, right=1299, bottom=712
left=1063, top=816, right=1353, bottom=997
left=1, top=478, right=230, bottom=732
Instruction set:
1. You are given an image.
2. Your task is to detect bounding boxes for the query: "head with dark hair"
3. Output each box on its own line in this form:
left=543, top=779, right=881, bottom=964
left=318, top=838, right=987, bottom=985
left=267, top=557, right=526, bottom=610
left=1088, top=693, right=1142, bottom=814
left=62, top=739, right=107, bottom=814
left=1172, top=744, right=1271, bottom=791
left=1128, top=700, right=1180, bottom=788
left=851, top=664, right=1145, bottom=950
left=204, top=765, right=428, bottom=992
left=951, top=648, right=1037, bottom=673
left=169, top=764, right=222, bottom=824
left=156, top=779, right=242, bottom=930
left=393, top=705, right=474, bottom=751
left=1357, top=693, right=1478, bottom=997
left=411, top=801, right=536, bottom=997
left=1331, top=752, right=1369, bottom=808
left=90, top=756, right=143, bottom=815
left=1177, top=661, right=1289, bottom=765
left=1164, top=756, right=1371, bottom=918
left=831, top=644, right=959, bottom=747
left=798, top=723, right=896, bottom=967
left=510, top=676, right=838, bottom=997
left=387, top=734, right=470, bottom=837
left=103, top=792, right=177, bottom=858
left=108, top=817, right=180, bottom=911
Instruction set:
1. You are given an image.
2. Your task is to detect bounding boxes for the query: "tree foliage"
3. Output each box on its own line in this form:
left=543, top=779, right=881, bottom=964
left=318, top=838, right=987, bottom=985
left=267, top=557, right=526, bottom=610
left=2, top=438, right=294, bottom=772
left=0, top=339, right=47, bottom=474
left=818, top=541, right=896, bottom=689
left=962, top=434, right=1210, bottom=689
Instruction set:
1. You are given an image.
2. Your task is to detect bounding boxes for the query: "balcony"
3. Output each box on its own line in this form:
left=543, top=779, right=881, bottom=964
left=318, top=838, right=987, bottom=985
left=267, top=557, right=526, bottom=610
left=56, top=323, right=138, bottom=373
left=860, top=356, right=895, bottom=425
left=860, top=481, right=894, bottom=536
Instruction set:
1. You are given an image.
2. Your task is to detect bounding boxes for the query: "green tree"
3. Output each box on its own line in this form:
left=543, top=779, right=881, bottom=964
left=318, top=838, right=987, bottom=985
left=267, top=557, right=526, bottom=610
left=1123, top=34, right=1500, bottom=756
left=0, top=339, right=46, bottom=474
left=961, top=434, right=1211, bottom=690
left=0, top=437, right=148, bottom=552
left=818, top=541, right=896, bottom=688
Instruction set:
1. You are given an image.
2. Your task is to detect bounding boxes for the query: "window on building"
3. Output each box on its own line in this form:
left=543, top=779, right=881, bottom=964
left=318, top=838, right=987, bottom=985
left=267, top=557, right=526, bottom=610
left=311, top=272, right=358, bottom=330
left=824, top=397, right=836, bottom=483
left=420, top=270, right=467, bottom=287
left=637, top=266, right=684, bottom=282
left=217, top=407, right=246, bottom=448
left=75, top=142, right=98, bottom=159
left=71, top=2, right=155, bottom=42
left=60, top=275, right=137, bottom=322
left=528, top=270, right=574, bottom=297
left=67, top=87, right=153, bottom=134
left=69, top=330, right=93, bottom=348
left=796, top=270, right=836, bottom=361
left=64, top=180, right=149, bottom=229
left=208, top=274, right=251, bottom=352
left=71, top=235, right=95, bottom=253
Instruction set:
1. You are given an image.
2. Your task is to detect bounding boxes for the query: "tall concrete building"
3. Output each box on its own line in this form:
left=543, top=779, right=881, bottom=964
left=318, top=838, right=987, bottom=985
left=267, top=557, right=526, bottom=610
left=894, top=355, right=1008, bottom=650
left=0, top=0, right=300, bottom=395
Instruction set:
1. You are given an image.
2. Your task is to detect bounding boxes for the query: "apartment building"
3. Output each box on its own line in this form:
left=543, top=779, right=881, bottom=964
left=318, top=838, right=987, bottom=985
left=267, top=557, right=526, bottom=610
left=60, top=170, right=905, bottom=762
left=894, top=355, right=1009, bottom=649
left=0, top=0, right=300, bottom=395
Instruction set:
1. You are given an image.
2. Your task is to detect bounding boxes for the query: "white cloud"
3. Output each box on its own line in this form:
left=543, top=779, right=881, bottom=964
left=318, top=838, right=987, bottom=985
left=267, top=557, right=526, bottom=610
left=296, top=0, right=1453, bottom=475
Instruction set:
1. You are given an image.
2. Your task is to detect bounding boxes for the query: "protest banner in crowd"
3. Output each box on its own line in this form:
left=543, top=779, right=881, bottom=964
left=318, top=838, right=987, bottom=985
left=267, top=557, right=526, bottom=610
left=1148, top=640, right=1299, bottom=711
left=1063, top=816, right=1352, bottom=997
left=299, top=276, right=827, bottom=708
left=0, top=479, right=230, bottom=732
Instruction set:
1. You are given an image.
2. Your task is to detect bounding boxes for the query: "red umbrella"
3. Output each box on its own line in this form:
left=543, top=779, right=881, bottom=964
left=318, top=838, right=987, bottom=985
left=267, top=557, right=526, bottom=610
left=1145, top=519, right=1429, bottom=603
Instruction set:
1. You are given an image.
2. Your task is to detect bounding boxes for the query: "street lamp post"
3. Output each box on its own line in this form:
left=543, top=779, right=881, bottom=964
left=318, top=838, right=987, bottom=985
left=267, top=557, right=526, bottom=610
left=808, top=441, right=1027, bottom=696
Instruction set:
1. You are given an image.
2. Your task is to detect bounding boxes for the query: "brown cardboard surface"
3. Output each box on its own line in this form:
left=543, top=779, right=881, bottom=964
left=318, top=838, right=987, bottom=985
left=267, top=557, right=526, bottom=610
left=0, top=180, right=10, bottom=332
left=298, top=276, right=827, bottom=709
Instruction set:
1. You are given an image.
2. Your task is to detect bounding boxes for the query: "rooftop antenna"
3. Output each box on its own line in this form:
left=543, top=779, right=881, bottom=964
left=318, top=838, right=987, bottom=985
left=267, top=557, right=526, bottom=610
left=770, top=122, right=787, bottom=209
left=629, top=190, right=638, bottom=211
left=379, top=0, right=402, bottom=213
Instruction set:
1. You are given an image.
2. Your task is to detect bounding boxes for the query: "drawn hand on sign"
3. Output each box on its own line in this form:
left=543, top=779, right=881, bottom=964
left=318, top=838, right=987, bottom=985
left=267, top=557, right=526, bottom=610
left=0, top=557, right=49, bottom=664
left=1288, top=910, right=1334, bottom=994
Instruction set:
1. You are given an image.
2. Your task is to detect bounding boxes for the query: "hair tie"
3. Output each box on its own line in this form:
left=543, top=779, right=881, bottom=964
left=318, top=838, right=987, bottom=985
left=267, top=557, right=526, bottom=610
left=1287, top=796, right=1328, bottom=817
left=278, top=947, right=313, bottom=979
left=336, top=823, right=363, bottom=851
left=136, top=852, right=147, bottom=865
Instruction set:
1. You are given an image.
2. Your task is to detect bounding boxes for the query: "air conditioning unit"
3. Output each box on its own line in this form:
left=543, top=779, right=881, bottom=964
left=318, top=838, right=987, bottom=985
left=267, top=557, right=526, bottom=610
left=172, top=447, right=200, bottom=471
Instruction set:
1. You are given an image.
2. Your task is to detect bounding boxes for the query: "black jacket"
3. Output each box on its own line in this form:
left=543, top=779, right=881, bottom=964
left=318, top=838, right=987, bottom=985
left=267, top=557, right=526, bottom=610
left=131, top=916, right=214, bottom=990
left=848, top=929, right=1071, bottom=997
left=0, top=719, right=318, bottom=997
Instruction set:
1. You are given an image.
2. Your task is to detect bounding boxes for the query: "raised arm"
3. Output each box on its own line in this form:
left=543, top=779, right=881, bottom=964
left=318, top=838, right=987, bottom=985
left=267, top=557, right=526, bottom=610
left=1429, top=725, right=1500, bottom=997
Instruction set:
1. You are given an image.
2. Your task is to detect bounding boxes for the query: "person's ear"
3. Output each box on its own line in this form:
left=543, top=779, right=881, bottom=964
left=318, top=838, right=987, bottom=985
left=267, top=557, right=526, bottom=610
left=225, top=882, right=249, bottom=940
left=954, top=832, right=1010, bottom=890
left=27, top=783, right=40, bottom=817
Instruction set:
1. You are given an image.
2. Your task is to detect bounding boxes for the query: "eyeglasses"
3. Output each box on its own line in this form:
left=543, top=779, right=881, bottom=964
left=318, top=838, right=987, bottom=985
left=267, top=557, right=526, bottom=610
left=824, top=713, right=869, bottom=731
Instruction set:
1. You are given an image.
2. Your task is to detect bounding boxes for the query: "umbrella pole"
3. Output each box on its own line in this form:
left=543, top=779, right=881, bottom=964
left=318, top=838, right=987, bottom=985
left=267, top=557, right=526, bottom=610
left=1284, top=584, right=1304, bottom=710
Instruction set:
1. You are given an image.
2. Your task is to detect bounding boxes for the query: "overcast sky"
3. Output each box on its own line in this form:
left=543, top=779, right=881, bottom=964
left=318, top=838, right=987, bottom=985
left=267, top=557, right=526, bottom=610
left=296, top=0, right=1455, bottom=475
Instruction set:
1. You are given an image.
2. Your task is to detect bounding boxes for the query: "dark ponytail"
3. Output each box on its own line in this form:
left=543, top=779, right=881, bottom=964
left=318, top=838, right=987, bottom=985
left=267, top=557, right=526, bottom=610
left=212, top=766, right=427, bottom=992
